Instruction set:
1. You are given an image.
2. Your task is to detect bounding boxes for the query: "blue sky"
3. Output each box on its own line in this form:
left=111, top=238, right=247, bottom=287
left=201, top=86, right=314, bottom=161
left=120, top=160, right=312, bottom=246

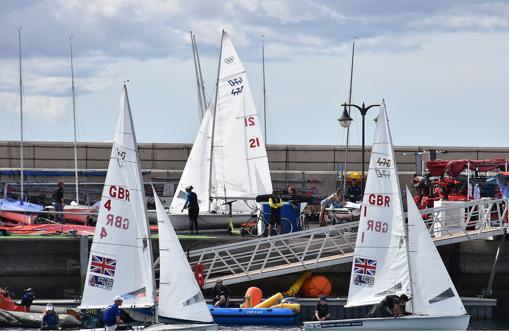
left=1, top=0, right=509, bottom=147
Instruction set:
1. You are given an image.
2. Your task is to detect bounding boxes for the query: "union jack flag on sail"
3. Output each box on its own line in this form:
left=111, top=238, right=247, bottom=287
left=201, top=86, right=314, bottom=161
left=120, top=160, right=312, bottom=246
left=354, top=257, right=377, bottom=276
left=90, top=255, right=117, bottom=277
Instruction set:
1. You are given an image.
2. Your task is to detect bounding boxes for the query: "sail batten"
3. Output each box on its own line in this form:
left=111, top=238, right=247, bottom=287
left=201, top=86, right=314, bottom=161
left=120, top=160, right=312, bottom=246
left=80, top=86, right=155, bottom=309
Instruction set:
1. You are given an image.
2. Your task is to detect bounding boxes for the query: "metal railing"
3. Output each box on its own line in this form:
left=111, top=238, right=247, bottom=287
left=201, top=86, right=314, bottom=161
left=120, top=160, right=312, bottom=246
left=188, top=198, right=509, bottom=288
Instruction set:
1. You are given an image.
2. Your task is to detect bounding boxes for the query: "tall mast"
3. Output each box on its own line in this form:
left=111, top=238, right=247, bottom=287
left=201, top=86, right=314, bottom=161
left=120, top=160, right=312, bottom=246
left=123, top=84, right=158, bottom=321
left=383, top=98, right=415, bottom=308
left=194, top=33, right=207, bottom=110
left=18, top=26, right=24, bottom=202
left=70, top=34, right=79, bottom=203
left=207, top=30, right=225, bottom=211
left=342, top=40, right=355, bottom=193
left=190, top=31, right=205, bottom=120
left=262, top=36, right=267, bottom=144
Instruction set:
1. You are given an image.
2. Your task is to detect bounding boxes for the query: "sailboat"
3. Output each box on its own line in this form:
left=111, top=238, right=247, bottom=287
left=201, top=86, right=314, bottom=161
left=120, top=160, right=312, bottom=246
left=142, top=188, right=217, bottom=330
left=63, top=34, right=97, bottom=224
left=80, top=85, right=156, bottom=311
left=169, top=30, right=272, bottom=230
left=0, top=27, right=44, bottom=224
left=80, top=85, right=215, bottom=331
left=303, top=103, right=469, bottom=330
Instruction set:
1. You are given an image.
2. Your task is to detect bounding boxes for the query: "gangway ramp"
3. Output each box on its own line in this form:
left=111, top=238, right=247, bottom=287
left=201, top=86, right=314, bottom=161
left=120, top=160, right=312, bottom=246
left=188, top=198, right=509, bottom=289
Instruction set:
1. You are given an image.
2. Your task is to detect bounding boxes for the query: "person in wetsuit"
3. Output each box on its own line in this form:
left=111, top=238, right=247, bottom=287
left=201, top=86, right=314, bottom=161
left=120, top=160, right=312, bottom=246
left=212, top=279, right=230, bottom=307
left=41, top=304, right=60, bottom=330
left=366, top=294, right=409, bottom=318
left=313, top=296, right=331, bottom=321
left=181, top=185, right=200, bottom=234
left=103, top=296, right=125, bottom=331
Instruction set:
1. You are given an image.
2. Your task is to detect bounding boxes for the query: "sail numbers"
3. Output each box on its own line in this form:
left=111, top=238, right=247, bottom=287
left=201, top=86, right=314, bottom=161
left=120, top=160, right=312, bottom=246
left=249, top=138, right=261, bottom=148
left=376, top=157, right=391, bottom=167
left=228, top=76, right=244, bottom=96
left=116, top=147, right=126, bottom=168
left=375, top=169, right=391, bottom=178
left=231, top=86, right=244, bottom=96
left=228, top=77, right=243, bottom=86
left=244, top=116, right=255, bottom=127
left=224, top=56, right=234, bottom=64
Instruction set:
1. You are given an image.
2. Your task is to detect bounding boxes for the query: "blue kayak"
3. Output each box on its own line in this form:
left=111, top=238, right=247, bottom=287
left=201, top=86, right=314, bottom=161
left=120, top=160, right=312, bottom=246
left=208, top=306, right=298, bottom=326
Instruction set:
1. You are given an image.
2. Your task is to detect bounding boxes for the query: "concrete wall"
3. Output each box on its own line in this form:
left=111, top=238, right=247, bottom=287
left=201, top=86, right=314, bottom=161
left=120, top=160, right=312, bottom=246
left=2, top=141, right=509, bottom=201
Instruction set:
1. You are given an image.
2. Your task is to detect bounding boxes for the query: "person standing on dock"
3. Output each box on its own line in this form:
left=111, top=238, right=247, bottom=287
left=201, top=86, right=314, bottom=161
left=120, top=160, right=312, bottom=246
left=268, top=192, right=284, bottom=236
left=20, top=288, right=34, bottom=311
left=496, top=173, right=509, bottom=224
left=52, top=181, right=65, bottom=223
left=319, top=189, right=343, bottom=226
left=496, top=173, right=509, bottom=199
left=41, top=304, right=60, bottom=330
left=181, top=186, right=199, bottom=234
left=347, top=180, right=361, bottom=202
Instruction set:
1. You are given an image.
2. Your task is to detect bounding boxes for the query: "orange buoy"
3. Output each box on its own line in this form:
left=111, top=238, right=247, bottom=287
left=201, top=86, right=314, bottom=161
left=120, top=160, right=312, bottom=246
left=242, top=287, right=263, bottom=308
left=300, top=275, right=332, bottom=298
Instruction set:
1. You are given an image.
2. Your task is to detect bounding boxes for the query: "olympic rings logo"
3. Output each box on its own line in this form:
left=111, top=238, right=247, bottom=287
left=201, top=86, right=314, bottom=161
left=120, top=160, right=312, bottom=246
left=224, top=56, right=234, bottom=64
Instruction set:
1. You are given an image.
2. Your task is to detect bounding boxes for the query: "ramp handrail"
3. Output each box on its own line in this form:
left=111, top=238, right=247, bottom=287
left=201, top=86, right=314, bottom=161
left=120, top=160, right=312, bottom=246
left=187, top=198, right=509, bottom=288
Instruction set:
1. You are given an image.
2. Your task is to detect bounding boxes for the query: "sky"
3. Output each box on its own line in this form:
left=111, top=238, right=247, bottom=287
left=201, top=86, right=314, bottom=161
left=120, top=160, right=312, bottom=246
left=1, top=0, right=509, bottom=147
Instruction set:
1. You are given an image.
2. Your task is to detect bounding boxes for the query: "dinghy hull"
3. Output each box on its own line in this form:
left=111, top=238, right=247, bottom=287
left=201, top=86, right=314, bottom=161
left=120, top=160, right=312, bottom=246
left=303, top=314, right=470, bottom=331
left=167, top=212, right=254, bottom=231
left=143, top=322, right=217, bottom=330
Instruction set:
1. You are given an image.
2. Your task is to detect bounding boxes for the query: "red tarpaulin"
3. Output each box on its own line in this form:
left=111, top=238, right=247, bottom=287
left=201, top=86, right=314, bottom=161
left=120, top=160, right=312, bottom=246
left=426, top=159, right=506, bottom=177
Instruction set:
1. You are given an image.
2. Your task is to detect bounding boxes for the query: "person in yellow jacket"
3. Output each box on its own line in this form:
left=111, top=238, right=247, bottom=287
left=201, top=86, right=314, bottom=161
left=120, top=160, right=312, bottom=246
left=268, top=192, right=284, bottom=237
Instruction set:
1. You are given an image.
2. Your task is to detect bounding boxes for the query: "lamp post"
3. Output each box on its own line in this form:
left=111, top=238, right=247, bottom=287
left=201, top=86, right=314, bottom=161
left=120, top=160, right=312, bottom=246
left=338, top=102, right=380, bottom=196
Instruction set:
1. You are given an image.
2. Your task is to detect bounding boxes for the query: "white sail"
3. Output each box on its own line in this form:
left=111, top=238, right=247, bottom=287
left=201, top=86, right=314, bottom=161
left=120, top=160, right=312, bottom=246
left=170, top=106, right=213, bottom=213
left=345, top=103, right=411, bottom=307
left=81, top=86, right=155, bottom=309
left=210, top=31, right=272, bottom=212
left=155, top=188, right=213, bottom=323
left=405, top=187, right=466, bottom=316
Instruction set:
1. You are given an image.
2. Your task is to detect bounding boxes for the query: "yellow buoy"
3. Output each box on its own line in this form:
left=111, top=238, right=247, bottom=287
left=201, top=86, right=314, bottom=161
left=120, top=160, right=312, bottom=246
left=271, top=303, right=301, bottom=313
left=254, top=292, right=284, bottom=308
left=284, top=271, right=312, bottom=297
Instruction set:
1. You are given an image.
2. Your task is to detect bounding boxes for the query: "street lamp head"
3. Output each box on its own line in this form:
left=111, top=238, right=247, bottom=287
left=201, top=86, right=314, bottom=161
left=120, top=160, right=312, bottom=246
left=338, top=104, right=353, bottom=128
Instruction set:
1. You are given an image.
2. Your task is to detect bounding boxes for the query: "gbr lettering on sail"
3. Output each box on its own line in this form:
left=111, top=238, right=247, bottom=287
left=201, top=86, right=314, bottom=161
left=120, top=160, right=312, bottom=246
left=99, top=185, right=130, bottom=239
left=363, top=156, right=392, bottom=234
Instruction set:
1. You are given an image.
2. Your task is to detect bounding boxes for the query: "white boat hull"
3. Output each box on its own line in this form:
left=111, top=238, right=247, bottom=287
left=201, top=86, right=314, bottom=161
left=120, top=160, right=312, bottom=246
left=142, top=322, right=217, bottom=331
left=165, top=212, right=254, bottom=231
left=303, top=314, right=470, bottom=331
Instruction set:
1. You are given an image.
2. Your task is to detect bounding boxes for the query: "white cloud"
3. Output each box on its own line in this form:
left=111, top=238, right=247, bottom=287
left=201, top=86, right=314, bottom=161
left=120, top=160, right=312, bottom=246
left=0, top=92, right=69, bottom=122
